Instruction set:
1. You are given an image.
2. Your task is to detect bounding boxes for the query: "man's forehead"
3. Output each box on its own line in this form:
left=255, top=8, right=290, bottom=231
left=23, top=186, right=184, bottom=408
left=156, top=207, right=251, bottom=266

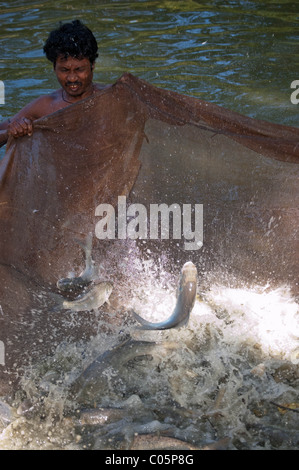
left=56, top=55, right=91, bottom=66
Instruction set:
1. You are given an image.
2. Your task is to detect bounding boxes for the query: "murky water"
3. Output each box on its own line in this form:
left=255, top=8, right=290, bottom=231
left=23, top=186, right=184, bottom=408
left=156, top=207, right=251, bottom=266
left=0, top=0, right=298, bottom=451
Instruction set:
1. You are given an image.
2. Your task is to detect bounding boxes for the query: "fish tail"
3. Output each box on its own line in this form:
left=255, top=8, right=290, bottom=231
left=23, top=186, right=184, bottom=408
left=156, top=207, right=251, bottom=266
left=131, top=310, right=169, bottom=330
left=48, top=295, right=64, bottom=313
left=75, top=233, right=92, bottom=257
left=75, top=232, right=97, bottom=279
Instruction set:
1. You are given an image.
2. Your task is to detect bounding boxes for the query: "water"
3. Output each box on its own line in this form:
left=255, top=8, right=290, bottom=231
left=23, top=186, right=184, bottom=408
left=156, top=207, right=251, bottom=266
left=0, top=0, right=298, bottom=450
left=0, top=0, right=298, bottom=126
left=0, top=255, right=298, bottom=450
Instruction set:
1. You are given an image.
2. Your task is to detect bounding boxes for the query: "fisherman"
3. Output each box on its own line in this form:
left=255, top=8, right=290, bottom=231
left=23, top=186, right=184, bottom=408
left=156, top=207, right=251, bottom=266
left=0, top=20, right=106, bottom=147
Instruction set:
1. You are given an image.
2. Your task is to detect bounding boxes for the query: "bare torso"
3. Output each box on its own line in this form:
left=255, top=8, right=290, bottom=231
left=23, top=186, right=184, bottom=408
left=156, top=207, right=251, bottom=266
left=21, top=83, right=108, bottom=120
left=0, top=82, right=108, bottom=146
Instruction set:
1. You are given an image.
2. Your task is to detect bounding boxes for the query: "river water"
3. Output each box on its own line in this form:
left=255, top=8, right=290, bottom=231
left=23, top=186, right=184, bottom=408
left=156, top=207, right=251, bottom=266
left=0, top=0, right=298, bottom=125
left=0, top=0, right=298, bottom=450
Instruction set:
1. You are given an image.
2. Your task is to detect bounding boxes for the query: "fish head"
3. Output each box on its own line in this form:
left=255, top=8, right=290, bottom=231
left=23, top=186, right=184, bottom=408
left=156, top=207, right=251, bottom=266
left=181, top=261, right=198, bottom=284
left=57, top=277, right=73, bottom=291
left=102, top=281, right=113, bottom=299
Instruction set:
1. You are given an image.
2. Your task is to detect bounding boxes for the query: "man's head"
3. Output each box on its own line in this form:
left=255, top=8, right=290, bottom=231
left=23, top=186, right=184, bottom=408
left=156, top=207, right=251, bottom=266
left=43, top=20, right=98, bottom=67
left=43, top=20, right=99, bottom=100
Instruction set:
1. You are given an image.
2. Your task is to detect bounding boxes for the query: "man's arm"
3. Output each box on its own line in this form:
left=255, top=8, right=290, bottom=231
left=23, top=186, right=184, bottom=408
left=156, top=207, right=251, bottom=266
left=0, top=94, right=54, bottom=147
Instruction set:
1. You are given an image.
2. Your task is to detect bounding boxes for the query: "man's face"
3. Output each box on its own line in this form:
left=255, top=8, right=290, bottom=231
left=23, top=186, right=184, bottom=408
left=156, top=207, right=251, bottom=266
left=54, top=55, right=94, bottom=99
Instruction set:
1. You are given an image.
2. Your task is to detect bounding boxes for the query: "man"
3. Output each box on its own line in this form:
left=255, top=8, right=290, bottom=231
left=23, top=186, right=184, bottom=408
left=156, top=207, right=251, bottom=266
left=0, top=20, right=107, bottom=147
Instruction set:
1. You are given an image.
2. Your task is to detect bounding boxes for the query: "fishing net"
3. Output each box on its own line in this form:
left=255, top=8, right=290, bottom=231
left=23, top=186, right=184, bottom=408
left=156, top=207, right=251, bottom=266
left=0, top=73, right=298, bottom=393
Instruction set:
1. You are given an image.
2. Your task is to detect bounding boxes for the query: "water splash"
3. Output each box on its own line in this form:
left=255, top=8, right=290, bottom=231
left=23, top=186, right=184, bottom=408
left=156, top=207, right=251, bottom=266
left=0, top=259, right=298, bottom=450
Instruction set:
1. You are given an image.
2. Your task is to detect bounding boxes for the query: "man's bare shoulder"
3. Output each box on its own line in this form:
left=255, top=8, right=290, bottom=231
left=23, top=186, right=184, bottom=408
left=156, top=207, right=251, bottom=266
left=7, top=83, right=111, bottom=125
left=21, top=84, right=109, bottom=119
left=11, top=90, right=66, bottom=122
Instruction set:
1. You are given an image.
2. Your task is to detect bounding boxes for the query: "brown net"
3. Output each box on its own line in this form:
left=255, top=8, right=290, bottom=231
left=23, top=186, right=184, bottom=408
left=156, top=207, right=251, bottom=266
left=0, top=73, right=298, bottom=393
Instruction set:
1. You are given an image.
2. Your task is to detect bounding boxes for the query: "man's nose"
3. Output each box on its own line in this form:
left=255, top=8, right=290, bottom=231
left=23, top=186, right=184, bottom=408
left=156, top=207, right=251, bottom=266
left=67, top=71, right=78, bottom=82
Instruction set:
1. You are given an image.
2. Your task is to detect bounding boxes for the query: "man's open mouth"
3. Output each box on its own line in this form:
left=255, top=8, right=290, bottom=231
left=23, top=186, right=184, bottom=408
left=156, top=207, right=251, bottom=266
left=67, top=83, right=81, bottom=92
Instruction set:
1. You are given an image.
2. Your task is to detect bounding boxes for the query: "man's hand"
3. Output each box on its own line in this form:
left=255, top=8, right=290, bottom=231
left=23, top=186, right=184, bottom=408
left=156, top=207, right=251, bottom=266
left=8, top=117, right=33, bottom=138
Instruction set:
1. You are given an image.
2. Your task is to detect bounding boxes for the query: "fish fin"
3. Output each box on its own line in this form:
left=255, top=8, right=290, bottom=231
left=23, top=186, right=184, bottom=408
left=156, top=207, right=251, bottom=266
left=131, top=307, right=190, bottom=331
left=131, top=309, right=168, bottom=330
left=75, top=232, right=98, bottom=281
left=131, top=310, right=153, bottom=328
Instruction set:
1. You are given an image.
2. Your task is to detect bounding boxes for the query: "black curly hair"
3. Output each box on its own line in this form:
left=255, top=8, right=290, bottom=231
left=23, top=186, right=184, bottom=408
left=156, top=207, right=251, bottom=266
left=43, top=20, right=99, bottom=66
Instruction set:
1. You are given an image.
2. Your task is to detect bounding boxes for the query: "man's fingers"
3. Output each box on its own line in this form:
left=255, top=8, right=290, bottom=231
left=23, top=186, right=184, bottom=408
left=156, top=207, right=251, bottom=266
left=23, top=118, right=33, bottom=136
left=8, top=117, right=33, bottom=137
left=8, top=121, right=22, bottom=137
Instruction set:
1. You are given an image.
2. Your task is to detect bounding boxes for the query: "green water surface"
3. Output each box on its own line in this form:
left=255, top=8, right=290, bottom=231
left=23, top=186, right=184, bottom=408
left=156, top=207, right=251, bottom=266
left=0, top=0, right=298, bottom=127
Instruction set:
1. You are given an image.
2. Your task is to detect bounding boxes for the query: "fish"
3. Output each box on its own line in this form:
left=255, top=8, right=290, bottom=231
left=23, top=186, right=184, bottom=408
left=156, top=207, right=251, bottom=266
left=201, top=437, right=231, bottom=450
left=246, top=423, right=299, bottom=448
left=0, top=400, right=14, bottom=426
left=129, top=434, right=230, bottom=451
left=129, top=434, right=200, bottom=451
left=71, top=338, right=177, bottom=404
left=57, top=276, right=92, bottom=295
left=67, top=407, right=128, bottom=427
left=57, top=232, right=97, bottom=295
left=133, top=261, right=197, bottom=330
left=16, top=399, right=42, bottom=418
left=59, top=280, right=113, bottom=312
